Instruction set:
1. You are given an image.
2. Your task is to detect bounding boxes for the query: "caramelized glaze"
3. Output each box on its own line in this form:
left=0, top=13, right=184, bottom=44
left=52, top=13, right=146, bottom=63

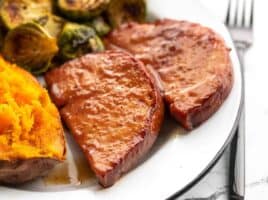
left=43, top=158, right=95, bottom=186
left=45, top=51, right=164, bottom=187
left=44, top=163, right=70, bottom=185
left=105, top=19, right=233, bottom=129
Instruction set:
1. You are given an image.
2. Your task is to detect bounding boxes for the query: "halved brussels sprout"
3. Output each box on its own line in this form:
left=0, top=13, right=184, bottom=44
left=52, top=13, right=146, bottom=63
left=106, top=0, right=146, bottom=27
left=2, top=23, right=58, bottom=75
left=57, top=0, right=110, bottom=21
left=89, top=16, right=111, bottom=36
left=58, top=22, right=104, bottom=61
left=35, top=14, right=66, bottom=38
left=0, top=0, right=53, bottom=30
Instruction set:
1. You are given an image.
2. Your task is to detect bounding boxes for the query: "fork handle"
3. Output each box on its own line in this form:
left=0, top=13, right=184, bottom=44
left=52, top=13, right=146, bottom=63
left=230, top=45, right=246, bottom=199
left=230, top=110, right=245, bottom=199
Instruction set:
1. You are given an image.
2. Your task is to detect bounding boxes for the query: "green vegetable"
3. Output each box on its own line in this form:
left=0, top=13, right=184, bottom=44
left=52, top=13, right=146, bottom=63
left=88, top=35, right=105, bottom=52
left=0, top=0, right=53, bottom=30
left=89, top=16, right=111, bottom=36
left=35, top=14, right=66, bottom=38
left=2, top=23, right=58, bottom=75
left=58, top=22, right=104, bottom=61
left=106, top=0, right=146, bottom=27
left=57, top=0, right=110, bottom=21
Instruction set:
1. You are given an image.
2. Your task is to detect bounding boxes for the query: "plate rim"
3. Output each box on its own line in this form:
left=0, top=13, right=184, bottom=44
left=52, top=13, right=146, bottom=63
left=168, top=72, right=243, bottom=198
left=166, top=31, right=244, bottom=198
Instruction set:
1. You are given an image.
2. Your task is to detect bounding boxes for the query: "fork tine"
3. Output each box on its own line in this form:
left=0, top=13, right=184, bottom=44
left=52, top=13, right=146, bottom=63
left=241, top=0, right=246, bottom=27
left=250, top=0, right=254, bottom=28
left=234, top=0, right=239, bottom=26
left=225, top=0, right=232, bottom=25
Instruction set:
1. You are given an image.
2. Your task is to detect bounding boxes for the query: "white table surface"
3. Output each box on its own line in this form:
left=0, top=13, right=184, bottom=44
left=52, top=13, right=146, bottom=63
left=178, top=0, right=267, bottom=199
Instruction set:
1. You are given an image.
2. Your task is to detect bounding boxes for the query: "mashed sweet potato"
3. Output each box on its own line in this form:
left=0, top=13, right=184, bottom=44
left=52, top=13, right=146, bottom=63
left=0, top=57, right=65, bottom=161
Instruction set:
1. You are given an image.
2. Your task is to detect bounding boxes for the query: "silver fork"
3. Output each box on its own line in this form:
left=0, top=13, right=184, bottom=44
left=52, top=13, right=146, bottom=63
left=225, top=0, right=254, bottom=199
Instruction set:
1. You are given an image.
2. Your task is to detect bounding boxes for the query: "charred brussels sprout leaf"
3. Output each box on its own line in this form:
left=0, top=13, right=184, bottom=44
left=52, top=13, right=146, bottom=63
left=58, top=23, right=104, bottom=60
left=57, top=0, right=110, bottom=21
left=35, top=14, right=66, bottom=38
left=106, top=0, right=146, bottom=27
left=89, top=16, right=111, bottom=36
left=89, top=36, right=105, bottom=52
left=0, top=0, right=53, bottom=30
left=3, top=23, right=58, bottom=75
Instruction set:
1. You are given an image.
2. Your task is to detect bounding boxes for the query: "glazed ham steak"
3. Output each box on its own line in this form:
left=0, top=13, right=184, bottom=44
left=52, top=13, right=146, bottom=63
left=45, top=51, right=164, bottom=187
left=105, top=19, right=233, bottom=130
left=45, top=18, right=233, bottom=187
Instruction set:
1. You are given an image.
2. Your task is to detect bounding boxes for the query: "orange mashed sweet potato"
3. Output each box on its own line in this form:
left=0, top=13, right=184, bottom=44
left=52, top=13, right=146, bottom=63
left=0, top=57, right=65, bottom=161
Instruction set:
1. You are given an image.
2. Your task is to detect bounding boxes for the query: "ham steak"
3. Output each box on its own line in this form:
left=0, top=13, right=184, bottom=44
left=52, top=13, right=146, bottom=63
left=45, top=51, right=164, bottom=187
left=105, top=19, right=233, bottom=130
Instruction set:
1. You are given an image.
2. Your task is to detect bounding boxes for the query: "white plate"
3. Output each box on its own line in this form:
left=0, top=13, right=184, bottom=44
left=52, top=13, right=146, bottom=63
left=0, top=0, right=242, bottom=199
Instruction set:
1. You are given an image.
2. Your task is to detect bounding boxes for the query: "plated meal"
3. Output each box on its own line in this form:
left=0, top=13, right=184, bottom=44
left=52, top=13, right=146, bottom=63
left=0, top=0, right=234, bottom=192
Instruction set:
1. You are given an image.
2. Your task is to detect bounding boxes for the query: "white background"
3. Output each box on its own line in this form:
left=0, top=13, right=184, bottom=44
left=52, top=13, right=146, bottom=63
left=199, top=0, right=268, bottom=199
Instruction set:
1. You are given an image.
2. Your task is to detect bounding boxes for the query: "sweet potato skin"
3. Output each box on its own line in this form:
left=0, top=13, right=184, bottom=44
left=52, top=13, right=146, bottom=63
left=0, top=158, right=59, bottom=184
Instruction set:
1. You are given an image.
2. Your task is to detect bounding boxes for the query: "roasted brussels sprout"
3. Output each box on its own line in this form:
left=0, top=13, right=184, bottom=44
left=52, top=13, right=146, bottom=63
left=58, top=22, right=104, bottom=60
left=106, top=0, right=146, bottom=27
left=89, top=16, right=111, bottom=36
left=0, top=0, right=53, bottom=30
left=35, top=14, right=66, bottom=38
left=57, top=0, right=110, bottom=21
left=2, top=23, right=58, bottom=75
